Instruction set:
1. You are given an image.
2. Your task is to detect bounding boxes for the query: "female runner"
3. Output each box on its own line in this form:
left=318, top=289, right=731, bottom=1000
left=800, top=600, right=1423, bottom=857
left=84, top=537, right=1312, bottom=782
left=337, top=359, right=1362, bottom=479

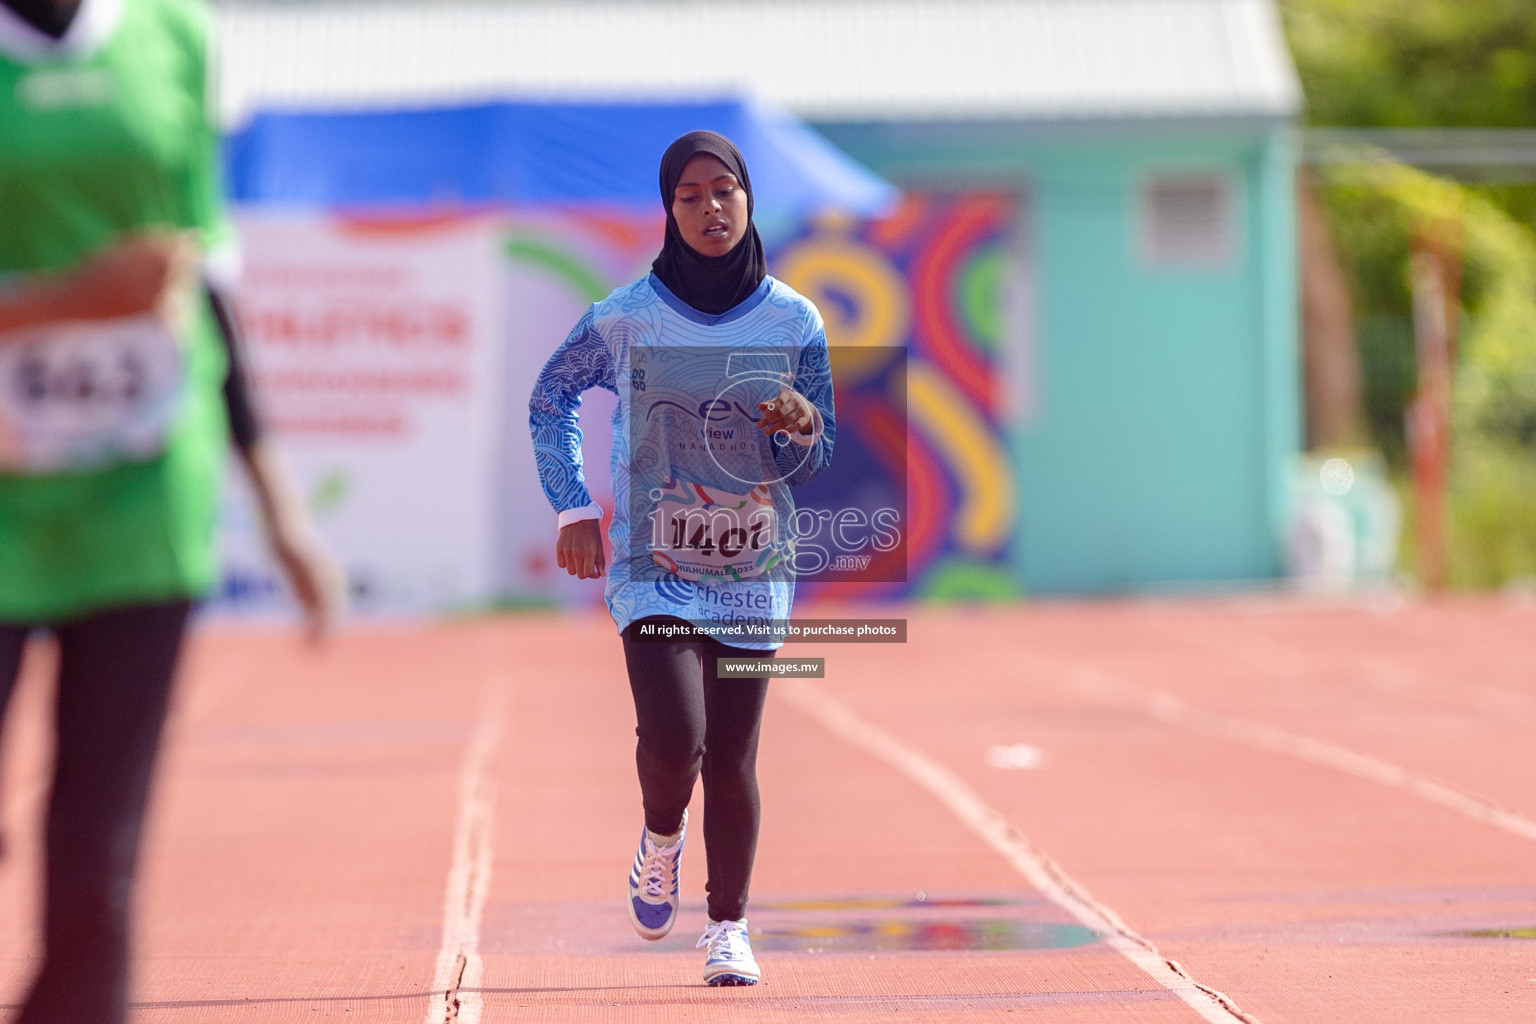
left=0, top=1, right=340, bottom=1021
left=531, top=130, right=834, bottom=986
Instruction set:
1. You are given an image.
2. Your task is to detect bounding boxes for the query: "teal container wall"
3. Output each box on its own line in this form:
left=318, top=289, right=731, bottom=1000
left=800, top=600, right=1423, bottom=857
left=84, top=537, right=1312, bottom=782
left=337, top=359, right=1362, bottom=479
left=816, top=121, right=1301, bottom=594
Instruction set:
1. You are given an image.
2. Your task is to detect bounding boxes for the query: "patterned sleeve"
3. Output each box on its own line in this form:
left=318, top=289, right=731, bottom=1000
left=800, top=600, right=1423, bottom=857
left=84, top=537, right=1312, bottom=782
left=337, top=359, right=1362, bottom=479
left=530, top=306, right=617, bottom=512
left=777, top=315, right=835, bottom=487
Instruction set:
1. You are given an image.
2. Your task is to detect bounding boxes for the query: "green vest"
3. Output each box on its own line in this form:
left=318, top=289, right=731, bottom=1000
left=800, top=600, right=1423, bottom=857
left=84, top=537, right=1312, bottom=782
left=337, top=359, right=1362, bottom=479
left=0, top=0, right=229, bottom=622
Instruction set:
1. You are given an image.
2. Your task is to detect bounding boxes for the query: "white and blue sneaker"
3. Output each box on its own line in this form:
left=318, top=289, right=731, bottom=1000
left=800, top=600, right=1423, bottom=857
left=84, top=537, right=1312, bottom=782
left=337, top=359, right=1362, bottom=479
left=698, top=918, right=760, bottom=986
left=626, top=809, right=687, bottom=940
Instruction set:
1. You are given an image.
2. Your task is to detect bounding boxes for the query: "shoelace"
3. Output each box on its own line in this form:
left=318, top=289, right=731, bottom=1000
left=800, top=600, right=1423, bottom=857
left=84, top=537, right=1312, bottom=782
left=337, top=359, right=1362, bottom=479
left=697, top=920, right=750, bottom=959
left=637, top=841, right=679, bottom=900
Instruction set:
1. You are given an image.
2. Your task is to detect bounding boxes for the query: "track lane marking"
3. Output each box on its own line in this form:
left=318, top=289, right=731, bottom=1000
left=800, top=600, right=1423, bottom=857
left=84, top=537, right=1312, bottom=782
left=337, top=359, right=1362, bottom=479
left=1065, top=666, right=1536, bottom=844
left=425, top=678, right=505, bottom=1024
left=779, top=679, right=1260, bottom=1024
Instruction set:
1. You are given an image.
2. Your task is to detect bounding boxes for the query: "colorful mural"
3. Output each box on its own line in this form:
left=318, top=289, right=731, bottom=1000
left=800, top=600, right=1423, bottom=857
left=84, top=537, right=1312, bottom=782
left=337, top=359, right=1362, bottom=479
left=775, top=194, right=1019, bottom=600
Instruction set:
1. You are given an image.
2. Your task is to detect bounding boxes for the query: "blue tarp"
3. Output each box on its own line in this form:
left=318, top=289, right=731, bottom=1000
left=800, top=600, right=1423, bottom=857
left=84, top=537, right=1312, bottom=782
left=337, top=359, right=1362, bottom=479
left=225, top=98, right=897, bottom=222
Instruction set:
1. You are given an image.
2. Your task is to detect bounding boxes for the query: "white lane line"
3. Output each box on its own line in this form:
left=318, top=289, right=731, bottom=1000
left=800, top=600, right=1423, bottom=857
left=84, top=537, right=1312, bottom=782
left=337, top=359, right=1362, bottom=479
left=779, top=679, right=1260, bottom=1024
left=425, top=678, right=506, bottom=1024
left=1066, top=667, right=1536, bottom=844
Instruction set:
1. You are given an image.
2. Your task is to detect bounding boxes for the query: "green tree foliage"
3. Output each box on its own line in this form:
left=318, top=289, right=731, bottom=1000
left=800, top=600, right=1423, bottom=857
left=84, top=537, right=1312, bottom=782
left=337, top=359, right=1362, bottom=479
left=1284, top=1, right=1536, bottom=585
left=1281, top=0, right=1536, bottom=129
left=1284, top=0, right=1536, bottom=228
left=1316, top=167, right=1536, bottom=586
left=1321, top=164, right=1536, bottom=428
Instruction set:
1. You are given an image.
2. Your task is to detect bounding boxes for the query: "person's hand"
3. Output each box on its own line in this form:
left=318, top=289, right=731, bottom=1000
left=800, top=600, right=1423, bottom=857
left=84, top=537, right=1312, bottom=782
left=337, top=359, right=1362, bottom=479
left=757, top=388, right=816, bottom=437
left=267, top=508, right=346, bottom=644
left=66, top=229, right=199, bottom=324
left=557, top=518, right=606, bottom=579
left=238, top=439, right=346, bottom=645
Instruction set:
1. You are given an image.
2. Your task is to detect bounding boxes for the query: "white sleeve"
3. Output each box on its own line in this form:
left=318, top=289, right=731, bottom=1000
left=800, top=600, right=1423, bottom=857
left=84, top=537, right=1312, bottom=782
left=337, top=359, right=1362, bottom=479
left=557, top=501, right=604, bottom=529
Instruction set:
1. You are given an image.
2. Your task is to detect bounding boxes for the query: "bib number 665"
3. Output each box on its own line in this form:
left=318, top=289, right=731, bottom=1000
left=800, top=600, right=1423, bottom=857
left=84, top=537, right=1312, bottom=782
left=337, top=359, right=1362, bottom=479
left=0, top=315, right=185, bottom=472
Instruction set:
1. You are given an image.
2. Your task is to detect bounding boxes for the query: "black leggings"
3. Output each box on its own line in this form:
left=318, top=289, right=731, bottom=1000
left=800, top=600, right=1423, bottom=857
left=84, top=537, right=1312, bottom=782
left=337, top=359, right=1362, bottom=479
left=0, top=599, right=192, bottom=1024
left=621, top=616, right=772, bottom=923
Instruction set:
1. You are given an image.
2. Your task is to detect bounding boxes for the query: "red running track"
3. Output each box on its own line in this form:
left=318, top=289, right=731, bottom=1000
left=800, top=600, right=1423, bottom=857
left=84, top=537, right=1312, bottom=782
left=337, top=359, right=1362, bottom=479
left=2, top=597, right=1533, bottom=1022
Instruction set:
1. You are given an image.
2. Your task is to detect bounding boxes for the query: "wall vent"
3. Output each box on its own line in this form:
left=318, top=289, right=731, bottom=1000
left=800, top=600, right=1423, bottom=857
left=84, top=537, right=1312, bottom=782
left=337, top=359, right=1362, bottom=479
left=1140, top=173, right=1236, bottom=269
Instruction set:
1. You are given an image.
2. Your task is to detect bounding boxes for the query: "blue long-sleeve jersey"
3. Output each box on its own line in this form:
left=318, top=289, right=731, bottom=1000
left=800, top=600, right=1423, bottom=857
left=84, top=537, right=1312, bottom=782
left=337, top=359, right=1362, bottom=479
left=531, top=273, right=835, bottom=649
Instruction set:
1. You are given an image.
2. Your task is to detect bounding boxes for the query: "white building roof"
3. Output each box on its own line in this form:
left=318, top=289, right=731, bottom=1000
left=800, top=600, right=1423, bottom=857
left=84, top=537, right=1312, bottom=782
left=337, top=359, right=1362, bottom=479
left=214, top=0, right=1303, bottom=129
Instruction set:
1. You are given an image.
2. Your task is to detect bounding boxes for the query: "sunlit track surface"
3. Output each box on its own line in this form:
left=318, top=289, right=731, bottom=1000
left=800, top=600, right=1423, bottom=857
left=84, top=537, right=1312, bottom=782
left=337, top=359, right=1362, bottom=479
left=794, top=597, right=1536, bottom=1023
left=0, top=598, right=1532, bottom=1022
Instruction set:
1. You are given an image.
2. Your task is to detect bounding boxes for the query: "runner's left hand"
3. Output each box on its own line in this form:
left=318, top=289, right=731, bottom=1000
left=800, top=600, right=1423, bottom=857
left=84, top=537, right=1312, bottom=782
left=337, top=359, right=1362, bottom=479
left=68, top=229, right=199, bottom=325
left=757, top=388, right=816, bottom=437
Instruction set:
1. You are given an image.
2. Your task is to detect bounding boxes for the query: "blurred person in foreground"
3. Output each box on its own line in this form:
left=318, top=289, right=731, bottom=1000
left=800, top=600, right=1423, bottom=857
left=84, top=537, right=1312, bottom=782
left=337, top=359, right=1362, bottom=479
left=0, top=1, right=342, bottom=1021
left=531, top=131, right=834, bottom=987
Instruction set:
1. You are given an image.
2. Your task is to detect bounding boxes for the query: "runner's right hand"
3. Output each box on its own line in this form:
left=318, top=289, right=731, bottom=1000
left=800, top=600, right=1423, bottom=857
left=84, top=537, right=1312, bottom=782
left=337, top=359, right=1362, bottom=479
left=268, top=514, right=346, bottom=646
left=67, top=230, right=199, bottom=323
left=557, top=519, right=606, bottom=580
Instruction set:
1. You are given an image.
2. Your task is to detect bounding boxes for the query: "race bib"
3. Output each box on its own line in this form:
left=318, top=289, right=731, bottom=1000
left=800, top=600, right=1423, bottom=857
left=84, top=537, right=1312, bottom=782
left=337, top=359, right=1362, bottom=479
left=650, top=476, right=780, bottom=582
left=0, top=314, right=186, bottom=473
